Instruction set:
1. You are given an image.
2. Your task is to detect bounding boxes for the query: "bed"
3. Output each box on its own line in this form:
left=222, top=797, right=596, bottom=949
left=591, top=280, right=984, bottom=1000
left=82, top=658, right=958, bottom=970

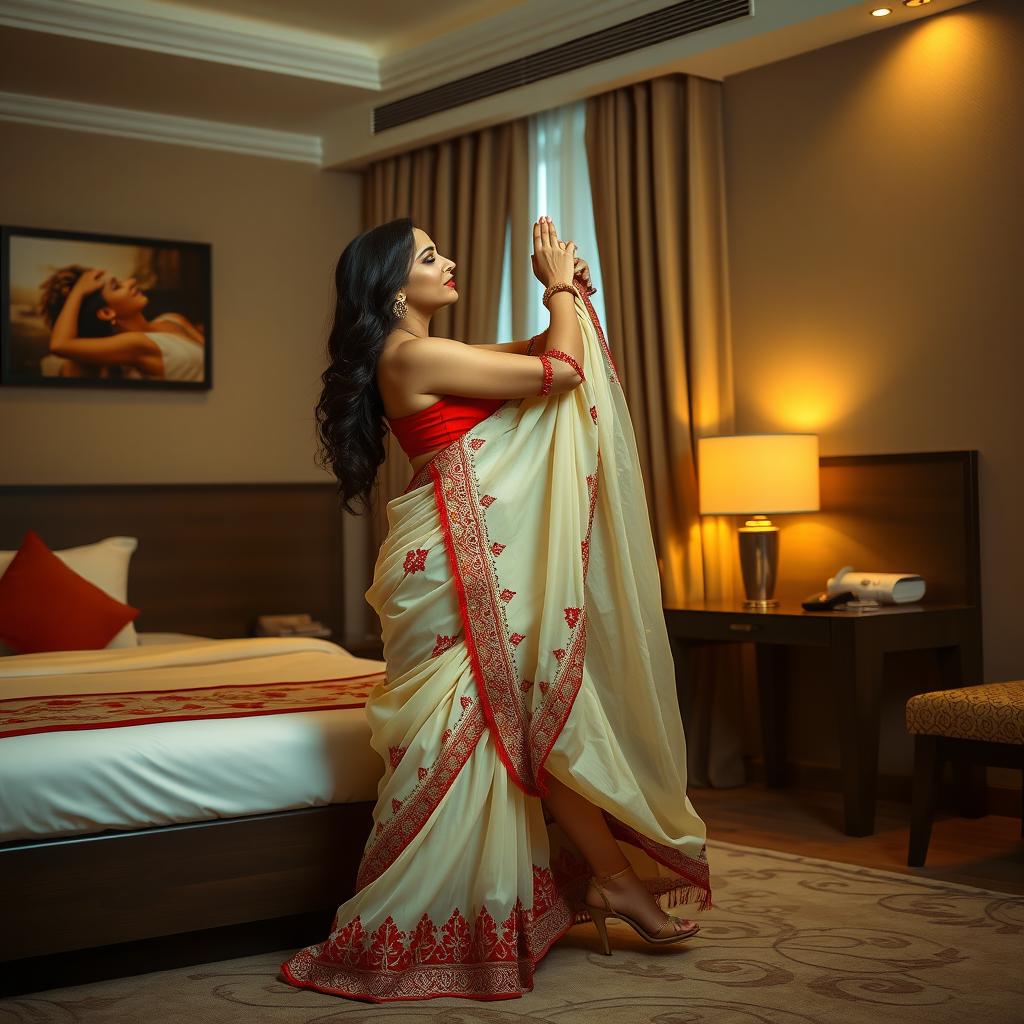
left=0, top=633, right=386, bottom=845
left=0, top=482, right=387, bottom=994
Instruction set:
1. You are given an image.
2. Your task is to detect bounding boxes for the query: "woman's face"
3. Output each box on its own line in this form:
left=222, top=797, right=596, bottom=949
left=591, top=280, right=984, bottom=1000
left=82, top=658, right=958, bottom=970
left=97, top=274, right=149, bottom=323
left=402, top=227, right=457, bottom=311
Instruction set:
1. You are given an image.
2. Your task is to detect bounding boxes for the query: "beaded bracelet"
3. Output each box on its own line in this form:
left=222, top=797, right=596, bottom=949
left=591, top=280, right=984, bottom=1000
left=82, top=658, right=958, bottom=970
left=545, top=348, right=585, bottom=382
left=537, top=353, right=554, bottom=396
left=542, top=280, right=578, bottom=308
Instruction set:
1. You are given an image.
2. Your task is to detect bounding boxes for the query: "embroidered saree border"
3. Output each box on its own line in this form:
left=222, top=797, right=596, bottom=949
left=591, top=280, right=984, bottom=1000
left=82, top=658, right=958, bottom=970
left=282, top=855, right=589, bottom=1002
left=355, top=700, right=487, bottom=891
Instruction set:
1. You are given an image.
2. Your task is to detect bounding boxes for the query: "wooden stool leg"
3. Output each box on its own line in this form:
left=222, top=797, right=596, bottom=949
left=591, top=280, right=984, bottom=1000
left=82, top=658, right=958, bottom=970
left=953, top=756, right=988, bottom=818
left=909, top=734, right=942, bottom=866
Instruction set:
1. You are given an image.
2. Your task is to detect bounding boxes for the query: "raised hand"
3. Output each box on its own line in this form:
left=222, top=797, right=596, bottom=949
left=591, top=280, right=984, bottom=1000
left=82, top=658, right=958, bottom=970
left=70, top=268, right=107, bottom=296
left=531, top=216, right=576, bottom=287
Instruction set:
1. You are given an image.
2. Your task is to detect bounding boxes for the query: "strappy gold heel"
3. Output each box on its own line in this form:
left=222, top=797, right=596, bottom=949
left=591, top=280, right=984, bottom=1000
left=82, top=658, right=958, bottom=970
left=584, top=863, right=700, bottom=955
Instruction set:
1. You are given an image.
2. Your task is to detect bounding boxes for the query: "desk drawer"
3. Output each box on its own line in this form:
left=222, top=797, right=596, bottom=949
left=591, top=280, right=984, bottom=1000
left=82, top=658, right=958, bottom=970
left=665, top=611, right=831, bottom=647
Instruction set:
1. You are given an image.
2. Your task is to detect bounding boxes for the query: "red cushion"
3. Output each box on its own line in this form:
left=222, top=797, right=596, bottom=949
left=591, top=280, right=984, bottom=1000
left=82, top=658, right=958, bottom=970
left=0, top=529, right=140, bottom=654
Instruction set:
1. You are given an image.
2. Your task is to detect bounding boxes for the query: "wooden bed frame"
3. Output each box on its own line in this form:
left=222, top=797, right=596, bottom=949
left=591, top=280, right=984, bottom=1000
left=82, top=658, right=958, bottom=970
left=0, top=482, right=381, bottom=995
left=0, top=458, right=983, bottom=993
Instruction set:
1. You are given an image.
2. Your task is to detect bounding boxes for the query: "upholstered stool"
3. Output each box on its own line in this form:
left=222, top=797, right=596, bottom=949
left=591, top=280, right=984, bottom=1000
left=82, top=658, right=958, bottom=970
left=905, top=680, right=1024, bottom=866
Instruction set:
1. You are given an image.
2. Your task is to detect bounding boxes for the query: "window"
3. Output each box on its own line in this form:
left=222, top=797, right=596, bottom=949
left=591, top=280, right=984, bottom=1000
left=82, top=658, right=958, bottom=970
left=497, top=100, right=607, bottom=343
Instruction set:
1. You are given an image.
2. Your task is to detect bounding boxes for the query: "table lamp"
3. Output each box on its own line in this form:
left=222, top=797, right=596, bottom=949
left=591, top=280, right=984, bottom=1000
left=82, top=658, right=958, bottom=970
left=697, top=434, right=820, bottom=608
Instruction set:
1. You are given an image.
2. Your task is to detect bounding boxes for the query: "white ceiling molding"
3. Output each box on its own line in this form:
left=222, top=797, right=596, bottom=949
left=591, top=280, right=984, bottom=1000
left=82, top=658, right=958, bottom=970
left=0, top=0, right=381, bottom=88
left=0, top=0, right=657, bottom=95
left=0, top=90, right=323, bottom=164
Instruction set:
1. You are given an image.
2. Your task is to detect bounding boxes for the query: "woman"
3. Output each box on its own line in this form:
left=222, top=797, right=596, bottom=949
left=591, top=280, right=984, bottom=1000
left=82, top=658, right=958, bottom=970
left=279, top=216, right=710, bottom=1002
left=38, top=265, right=205, bottom=381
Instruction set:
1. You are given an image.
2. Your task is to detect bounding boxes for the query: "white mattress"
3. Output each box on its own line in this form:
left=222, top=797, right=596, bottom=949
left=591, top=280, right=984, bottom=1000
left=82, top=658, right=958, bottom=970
left=0, top=634, right=388, bottom=844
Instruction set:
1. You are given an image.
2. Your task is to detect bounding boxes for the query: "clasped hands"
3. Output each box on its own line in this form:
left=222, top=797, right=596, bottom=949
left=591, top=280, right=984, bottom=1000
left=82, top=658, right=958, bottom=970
left=531, top=215, right=594, bottom=294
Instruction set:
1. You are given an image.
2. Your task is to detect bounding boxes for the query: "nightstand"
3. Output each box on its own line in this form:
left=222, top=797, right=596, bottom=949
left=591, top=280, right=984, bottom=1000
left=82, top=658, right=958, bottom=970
left=664, top=598, right=984, bottom=836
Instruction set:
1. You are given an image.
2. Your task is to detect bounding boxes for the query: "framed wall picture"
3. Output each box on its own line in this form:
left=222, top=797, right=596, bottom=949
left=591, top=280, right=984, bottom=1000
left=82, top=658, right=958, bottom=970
left=1, top=225, right=212, bottom=390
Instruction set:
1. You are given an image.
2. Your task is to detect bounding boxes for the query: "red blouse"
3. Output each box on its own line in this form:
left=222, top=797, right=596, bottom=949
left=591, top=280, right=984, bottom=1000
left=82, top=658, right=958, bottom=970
left=387, top=394, right=506, bottom=458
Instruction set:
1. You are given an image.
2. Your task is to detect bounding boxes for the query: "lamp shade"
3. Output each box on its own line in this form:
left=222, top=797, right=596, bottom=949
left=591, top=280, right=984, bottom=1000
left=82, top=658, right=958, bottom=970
left=698, top=434, right=820, bottom=515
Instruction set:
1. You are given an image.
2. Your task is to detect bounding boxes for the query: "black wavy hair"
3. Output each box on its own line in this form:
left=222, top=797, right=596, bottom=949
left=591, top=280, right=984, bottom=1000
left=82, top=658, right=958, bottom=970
left=315, top=217, right=416, bottom=516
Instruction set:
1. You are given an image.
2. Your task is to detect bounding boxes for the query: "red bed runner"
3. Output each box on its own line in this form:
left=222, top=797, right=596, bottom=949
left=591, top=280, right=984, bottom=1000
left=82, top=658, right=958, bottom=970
left=0, top=672, right=385, bottom=738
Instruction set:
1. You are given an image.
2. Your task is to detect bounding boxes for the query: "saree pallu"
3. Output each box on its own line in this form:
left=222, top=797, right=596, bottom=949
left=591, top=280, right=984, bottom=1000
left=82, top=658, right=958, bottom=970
left=279, top=280, right=710, bottom=1002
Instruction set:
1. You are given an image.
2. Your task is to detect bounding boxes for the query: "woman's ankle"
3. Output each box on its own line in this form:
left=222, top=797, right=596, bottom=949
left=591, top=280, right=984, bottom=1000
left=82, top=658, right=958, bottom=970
left=592, top=859, right=631, bottom=881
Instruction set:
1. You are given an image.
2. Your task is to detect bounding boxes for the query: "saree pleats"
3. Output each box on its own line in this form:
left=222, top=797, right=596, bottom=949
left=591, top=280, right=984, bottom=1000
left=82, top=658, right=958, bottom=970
left=279, top=280, right=710, bottom=1002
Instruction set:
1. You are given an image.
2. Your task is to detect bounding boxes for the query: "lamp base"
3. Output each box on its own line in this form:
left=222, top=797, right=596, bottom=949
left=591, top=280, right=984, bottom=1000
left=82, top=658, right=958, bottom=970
left=738, top=517, right=780, bottom=606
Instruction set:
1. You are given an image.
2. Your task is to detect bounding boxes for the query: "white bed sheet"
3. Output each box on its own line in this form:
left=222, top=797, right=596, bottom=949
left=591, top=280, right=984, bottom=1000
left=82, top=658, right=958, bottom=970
left=0, top=633, right=387, bottom=844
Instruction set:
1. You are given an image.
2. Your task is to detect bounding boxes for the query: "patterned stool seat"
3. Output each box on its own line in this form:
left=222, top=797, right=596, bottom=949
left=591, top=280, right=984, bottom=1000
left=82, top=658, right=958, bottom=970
left=906, top=680, right=1024, bottom=746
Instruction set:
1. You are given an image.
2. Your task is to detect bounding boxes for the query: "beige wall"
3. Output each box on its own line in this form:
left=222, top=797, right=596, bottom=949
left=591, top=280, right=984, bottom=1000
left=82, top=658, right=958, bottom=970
left=0, top=123, right=360, bottom=486
left=722, top=0, right=1022, bottom=786
left=0, top=124, right=372, bottom=642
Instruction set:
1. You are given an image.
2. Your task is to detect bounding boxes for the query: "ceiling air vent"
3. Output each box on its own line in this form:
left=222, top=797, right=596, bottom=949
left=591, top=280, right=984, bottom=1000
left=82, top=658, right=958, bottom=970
left=372, top=0, right=751, bottom=133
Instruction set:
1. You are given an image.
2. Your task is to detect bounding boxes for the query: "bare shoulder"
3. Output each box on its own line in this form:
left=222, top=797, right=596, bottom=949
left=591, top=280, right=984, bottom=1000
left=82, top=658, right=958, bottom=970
left=385, top=335, right=465, bottom=375
left=151, top=313, right=203, bottom=341
left=376, top=335, right=446, bottom=413
left=117, top=331, right=157, bottom=352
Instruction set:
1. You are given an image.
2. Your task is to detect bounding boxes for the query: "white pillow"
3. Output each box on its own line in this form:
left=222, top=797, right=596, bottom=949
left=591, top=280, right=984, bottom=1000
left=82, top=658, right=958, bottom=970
left=0, top=535, right=140, bottom=655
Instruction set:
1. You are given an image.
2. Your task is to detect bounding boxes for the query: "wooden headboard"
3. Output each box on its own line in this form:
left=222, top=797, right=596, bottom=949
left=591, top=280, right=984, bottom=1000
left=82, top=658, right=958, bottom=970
left=0, top=482, right=346, bottom=640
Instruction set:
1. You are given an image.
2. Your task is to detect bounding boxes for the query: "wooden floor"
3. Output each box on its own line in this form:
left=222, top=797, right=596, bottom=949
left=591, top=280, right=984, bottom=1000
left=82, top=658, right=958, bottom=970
left=692, top=782, right=1024, bottom=896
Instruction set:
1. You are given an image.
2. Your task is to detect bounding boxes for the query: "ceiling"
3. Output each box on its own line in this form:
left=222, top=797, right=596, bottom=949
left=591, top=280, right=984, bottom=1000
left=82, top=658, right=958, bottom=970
left=167, top=0, right=528, bottom=55
left=0, top=0, right=979, bottom=170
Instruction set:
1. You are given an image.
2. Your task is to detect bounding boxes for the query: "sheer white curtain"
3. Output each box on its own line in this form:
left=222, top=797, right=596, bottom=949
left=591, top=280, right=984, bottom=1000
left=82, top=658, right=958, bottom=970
left=497, top=100, right=607, bottom=342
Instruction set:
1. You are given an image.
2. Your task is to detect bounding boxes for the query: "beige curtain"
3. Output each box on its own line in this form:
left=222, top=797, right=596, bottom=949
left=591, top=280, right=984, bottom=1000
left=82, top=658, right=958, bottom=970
left=582, top=74, right=746, bottom=788
left=344, top=120, right=530, bottom=643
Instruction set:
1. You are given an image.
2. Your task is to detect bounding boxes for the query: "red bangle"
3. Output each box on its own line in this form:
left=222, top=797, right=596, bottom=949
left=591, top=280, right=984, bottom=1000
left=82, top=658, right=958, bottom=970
left=537, top=353, right=554, bottom=396
left=545, top=349, right=585, bottom=382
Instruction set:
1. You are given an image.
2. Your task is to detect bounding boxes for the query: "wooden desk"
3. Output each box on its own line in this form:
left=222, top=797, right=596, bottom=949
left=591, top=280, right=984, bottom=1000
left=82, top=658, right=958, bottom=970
left=665, top=598, right=984, bottom=837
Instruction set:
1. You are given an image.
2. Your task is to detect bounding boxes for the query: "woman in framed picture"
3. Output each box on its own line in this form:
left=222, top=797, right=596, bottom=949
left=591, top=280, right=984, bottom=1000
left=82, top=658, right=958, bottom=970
left=38, top=265, right=205, bottom=381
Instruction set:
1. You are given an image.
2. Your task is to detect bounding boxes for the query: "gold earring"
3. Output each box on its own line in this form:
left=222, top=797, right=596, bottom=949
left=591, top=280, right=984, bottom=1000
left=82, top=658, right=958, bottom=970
left=392, top=295, right=408, bottom=318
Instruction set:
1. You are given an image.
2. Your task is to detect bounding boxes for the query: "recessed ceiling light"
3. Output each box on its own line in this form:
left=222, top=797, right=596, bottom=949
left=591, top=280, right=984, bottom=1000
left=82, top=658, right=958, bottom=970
left=904, top=0, right=933, bottom=7
left=871, top=7, right=892, bottom=14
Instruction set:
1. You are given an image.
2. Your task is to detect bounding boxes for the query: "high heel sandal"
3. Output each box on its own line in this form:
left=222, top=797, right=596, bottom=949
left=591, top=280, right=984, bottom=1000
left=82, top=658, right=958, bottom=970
left=584, top=864, right=700, bottom=956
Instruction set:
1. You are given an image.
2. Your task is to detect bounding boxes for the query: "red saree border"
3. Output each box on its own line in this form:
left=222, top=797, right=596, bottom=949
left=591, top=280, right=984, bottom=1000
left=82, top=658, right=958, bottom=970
left=355, top=702, right=487, bottom=891
left=603, top=811, right=712, bottom=911
left=574, top=278, right=619, bottom=383
left=429, top=449, right=532, bottom=792
left=281, top=857, right=585, bottom=1003
left=430, top=439, right=593, bottom=802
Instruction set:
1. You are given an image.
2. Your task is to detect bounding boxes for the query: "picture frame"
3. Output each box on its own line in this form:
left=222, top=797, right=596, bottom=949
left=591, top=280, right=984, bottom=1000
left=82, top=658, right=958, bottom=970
left=1, top=225, right=212, bottom=390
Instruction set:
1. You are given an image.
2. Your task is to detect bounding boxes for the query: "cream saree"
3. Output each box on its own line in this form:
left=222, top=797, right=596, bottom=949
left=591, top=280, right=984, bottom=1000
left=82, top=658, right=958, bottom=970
left=279, top=279, right=710, bottom=1002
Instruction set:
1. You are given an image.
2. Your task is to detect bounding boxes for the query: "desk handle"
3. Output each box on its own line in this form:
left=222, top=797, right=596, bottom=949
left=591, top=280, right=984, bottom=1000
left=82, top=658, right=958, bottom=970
left=728, top=623, right=760, bottom=632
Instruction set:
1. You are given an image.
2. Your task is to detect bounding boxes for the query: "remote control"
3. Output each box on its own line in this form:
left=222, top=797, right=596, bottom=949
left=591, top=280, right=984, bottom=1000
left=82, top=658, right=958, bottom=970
left=801, top=590, right=856, bottom=611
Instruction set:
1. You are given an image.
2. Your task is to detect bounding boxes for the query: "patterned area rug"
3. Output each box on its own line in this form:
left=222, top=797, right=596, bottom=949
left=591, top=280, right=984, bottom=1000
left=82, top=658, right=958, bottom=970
left=2, top=838, right=1021, bottom=1022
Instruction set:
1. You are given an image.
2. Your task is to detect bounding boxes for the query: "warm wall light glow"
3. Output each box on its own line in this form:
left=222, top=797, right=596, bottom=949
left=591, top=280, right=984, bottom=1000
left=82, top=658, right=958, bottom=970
left=698, top=434, right=820, bottom=515
left=742, top=354, right=872, bottom=433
